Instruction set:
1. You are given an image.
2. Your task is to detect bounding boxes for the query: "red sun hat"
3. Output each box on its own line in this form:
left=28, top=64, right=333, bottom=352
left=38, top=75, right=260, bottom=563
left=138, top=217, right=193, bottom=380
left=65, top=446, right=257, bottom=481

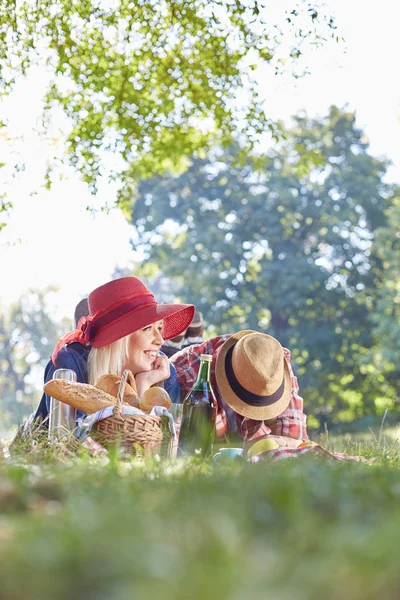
left=51, top=277, right=195, bottom=364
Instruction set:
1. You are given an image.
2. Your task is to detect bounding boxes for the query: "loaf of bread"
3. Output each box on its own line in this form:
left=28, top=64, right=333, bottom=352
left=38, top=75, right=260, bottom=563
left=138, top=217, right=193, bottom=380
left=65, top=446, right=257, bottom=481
left=139, top=387, right=172, bottom=413
left=44, top=379, right=117, bottom=414
left=95, top=373, right=140, bottom=407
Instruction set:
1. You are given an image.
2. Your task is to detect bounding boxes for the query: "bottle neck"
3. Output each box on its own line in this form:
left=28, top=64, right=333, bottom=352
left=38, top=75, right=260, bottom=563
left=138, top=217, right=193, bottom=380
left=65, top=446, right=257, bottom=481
left=193, top=360, right=211, bottom=388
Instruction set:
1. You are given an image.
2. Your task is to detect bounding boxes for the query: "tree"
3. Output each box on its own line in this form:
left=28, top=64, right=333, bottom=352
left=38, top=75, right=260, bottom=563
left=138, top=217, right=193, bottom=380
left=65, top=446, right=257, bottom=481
left=370, top=195, right=400, bottom=393
left=0, top=288, right=70, bottom=429
left=131, top=106, right=397, bottom=429
left=0, top=0, right=337, bottom=213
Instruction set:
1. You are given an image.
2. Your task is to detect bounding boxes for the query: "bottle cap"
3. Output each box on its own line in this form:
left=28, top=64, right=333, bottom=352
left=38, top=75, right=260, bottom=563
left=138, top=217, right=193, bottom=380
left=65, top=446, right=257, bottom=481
left=200, top=354, right=212, bottom=362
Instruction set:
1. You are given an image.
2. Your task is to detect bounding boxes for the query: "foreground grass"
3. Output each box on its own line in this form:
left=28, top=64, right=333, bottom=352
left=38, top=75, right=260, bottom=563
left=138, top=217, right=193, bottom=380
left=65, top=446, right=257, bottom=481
left=1, top=433, right=400, bottom=600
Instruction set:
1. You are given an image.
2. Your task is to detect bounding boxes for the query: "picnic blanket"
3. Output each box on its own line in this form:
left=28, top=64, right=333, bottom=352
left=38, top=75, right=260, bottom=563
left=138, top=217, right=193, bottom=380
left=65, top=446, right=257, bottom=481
left=81, top=433, right=372, bottom=464
left=248, top=443, right=372, bottom=464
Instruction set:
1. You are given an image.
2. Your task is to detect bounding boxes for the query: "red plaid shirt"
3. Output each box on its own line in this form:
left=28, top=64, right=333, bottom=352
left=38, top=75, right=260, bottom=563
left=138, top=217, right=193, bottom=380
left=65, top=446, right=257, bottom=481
left=170, top=335, right=308, bottom=443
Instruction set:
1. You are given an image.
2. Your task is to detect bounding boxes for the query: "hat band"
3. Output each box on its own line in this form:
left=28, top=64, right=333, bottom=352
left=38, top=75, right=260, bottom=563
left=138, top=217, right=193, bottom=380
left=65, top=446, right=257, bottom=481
left=91, top=294, right=157, bottom=337
left=225, top=344, right=285, bottom=407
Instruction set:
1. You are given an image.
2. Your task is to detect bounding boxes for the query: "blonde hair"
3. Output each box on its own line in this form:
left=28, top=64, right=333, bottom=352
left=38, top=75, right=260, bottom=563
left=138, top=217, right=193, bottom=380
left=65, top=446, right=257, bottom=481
left=87, top=334, right=131, bottom=386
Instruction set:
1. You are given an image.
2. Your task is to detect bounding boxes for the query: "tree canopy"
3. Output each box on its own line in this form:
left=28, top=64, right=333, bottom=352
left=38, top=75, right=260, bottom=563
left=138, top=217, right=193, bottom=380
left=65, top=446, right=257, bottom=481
left=371, top=197, right=400, bottom=376
left=131, top=106, right=399, bottom=429
left=0, top=0, right=337, bottom=211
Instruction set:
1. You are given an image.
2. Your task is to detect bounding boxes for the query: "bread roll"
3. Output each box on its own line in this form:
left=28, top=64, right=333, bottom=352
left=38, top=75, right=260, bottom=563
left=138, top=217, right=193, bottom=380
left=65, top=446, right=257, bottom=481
left=139, top=387, right=172, bottom=413
left=44, top=379, right=117, bottom=414
left=95, top=373, right=140, bottom=407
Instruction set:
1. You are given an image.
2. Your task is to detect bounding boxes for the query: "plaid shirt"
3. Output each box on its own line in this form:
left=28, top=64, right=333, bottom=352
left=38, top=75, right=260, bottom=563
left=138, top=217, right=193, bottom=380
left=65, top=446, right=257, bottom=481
left=169, top=335, right=308, bottom=443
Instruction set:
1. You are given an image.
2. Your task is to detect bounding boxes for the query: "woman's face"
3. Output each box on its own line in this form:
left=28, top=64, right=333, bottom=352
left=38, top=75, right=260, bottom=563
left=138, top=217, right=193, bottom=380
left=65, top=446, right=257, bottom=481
left=124, top=320, right=164, bottom=374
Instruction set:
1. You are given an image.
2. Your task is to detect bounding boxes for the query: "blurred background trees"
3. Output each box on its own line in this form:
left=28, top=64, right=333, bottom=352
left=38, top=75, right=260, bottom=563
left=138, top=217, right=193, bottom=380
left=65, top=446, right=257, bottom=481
left=1, top=106, right=399, bottom=433
left=132, top=106, right=399, bottom=430
left=0, top=288, right=71, bottom=432
left=0, top=3, right=398, bottom=435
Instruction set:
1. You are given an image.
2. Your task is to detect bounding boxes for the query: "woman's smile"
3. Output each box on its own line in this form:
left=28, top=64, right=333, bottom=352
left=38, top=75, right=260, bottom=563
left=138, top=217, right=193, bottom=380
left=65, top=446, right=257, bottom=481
left=143, top=350, right=158, bottom=361
left=124, top=321, right=164, bottom=374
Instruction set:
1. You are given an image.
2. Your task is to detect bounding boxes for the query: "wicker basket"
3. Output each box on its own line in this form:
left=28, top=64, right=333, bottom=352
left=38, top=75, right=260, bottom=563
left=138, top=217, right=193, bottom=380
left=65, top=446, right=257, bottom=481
left=92, top=370, right=172, bottom=456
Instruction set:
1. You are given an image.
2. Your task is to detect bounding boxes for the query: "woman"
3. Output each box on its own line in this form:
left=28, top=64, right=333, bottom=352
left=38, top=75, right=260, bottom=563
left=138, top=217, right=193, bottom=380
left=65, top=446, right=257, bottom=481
left=32, top=276, right=195, bottom=427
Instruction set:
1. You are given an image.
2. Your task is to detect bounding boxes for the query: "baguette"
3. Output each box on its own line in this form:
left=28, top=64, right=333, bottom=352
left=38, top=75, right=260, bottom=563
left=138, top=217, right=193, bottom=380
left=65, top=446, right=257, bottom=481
left=44, top=379, right=117, bottom=414
left=95, top=373, right=140, bottom=407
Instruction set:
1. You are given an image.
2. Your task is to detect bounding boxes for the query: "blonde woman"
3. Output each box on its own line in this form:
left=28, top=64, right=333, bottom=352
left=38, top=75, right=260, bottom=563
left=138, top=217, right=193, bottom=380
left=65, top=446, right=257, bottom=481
left=33, top=276, right=194, bottom=426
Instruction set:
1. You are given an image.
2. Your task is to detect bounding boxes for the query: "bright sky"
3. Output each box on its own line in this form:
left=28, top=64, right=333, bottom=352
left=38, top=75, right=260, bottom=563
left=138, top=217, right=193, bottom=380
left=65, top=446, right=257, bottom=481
left=1, top=0, right=399, bottom=319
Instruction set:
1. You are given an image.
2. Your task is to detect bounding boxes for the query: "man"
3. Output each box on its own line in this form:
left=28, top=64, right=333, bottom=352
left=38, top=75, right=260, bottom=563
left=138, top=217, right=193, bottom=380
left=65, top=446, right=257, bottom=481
left=182, top=310, right=205, bottom=348
left=74, top=297, right=89, bottom=328
left=165, top=330, right=307, bottom=448
left=160, top=331, right=187, bottom=358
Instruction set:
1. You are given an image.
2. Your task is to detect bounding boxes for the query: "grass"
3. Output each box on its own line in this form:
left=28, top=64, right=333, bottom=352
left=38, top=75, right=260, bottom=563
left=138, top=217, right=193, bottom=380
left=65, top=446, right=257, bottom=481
left=1, top=429, right=400, bottom=600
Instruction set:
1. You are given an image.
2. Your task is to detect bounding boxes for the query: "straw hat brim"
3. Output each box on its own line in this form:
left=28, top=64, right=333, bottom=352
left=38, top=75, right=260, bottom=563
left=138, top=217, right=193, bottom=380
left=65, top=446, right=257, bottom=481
left=92, top=304, right=195, bottom=348
left=215, top=330, right=292, bottom=421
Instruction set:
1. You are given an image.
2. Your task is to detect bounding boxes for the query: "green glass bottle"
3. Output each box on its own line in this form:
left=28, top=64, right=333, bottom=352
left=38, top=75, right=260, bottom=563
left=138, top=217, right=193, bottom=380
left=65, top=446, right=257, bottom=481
left=178, top=354, right=218, bottom=457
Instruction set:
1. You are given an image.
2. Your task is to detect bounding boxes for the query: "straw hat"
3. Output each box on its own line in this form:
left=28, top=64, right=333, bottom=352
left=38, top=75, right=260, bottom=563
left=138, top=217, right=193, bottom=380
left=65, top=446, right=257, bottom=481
left=215, top=330, right=292, bottom=420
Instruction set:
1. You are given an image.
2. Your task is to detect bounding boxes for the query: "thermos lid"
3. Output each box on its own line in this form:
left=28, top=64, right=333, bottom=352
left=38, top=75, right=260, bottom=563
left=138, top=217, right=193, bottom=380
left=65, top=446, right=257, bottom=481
left=53, top=368, right=77, bottom=381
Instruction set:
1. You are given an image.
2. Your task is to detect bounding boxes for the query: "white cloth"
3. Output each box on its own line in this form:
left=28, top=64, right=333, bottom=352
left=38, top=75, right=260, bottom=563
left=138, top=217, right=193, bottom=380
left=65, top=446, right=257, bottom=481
left=185, top=336, right=204, bottom=345
left=80, top=405, right=177, bottom=437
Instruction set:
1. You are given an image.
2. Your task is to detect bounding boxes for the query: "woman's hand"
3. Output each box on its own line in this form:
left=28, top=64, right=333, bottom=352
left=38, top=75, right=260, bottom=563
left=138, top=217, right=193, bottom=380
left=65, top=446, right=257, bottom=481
left=135, top=355, right=171, bottom=398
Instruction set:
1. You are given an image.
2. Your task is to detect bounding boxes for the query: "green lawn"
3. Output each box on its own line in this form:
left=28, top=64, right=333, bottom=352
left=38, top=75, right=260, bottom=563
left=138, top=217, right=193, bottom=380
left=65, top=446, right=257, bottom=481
left=1, top=432, right=400, bottom=600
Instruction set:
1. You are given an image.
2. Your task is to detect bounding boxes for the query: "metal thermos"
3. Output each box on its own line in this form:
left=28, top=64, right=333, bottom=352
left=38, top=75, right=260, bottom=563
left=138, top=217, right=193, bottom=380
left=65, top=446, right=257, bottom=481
left=48, top=368, right=77, bottom=438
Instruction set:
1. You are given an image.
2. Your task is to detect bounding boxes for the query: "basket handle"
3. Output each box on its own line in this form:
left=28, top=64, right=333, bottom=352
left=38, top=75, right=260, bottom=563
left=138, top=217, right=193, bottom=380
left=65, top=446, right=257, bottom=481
left=117, top=369, right=132, bottom=405
left=112, top=369, right=133, bottom=417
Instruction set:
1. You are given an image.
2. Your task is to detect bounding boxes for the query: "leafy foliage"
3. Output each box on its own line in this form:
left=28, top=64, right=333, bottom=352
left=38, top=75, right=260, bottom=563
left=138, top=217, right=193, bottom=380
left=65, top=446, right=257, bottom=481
left=132, top=106, right=398, bottom=428
left=0, top=0, right=337, bottom=208
left=372, top=197, right=400, bottom=365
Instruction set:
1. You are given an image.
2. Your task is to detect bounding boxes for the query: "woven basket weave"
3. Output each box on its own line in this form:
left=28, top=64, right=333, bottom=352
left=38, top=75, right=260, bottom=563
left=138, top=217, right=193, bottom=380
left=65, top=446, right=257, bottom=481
left=92, top=369, right=171, bottom=456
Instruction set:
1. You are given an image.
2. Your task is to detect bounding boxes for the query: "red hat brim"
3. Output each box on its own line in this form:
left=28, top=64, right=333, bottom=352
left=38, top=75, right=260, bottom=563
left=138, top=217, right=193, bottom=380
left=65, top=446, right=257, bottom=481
left=91, top=303, right=195, bottom=348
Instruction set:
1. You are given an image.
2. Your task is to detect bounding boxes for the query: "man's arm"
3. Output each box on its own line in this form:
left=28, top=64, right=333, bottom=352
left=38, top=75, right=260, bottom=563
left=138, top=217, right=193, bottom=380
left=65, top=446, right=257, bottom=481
left=264, top=347, right=308, bottom=441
